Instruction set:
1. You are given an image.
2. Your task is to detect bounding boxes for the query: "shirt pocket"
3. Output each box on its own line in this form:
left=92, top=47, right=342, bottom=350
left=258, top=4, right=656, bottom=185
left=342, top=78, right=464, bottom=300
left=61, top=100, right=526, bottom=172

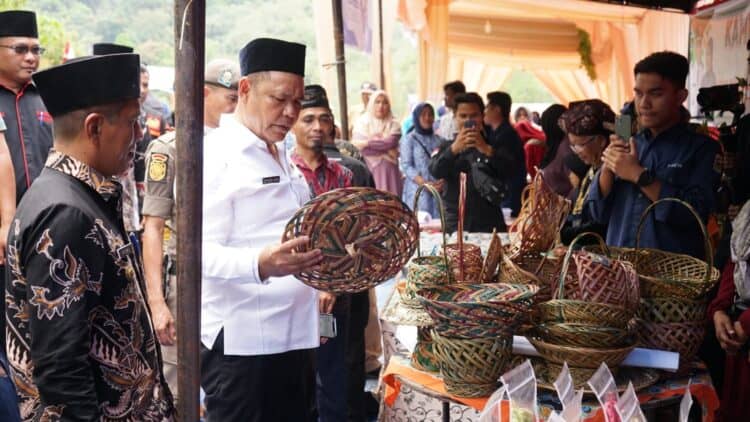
left=656, top=164, right=688, bottom=187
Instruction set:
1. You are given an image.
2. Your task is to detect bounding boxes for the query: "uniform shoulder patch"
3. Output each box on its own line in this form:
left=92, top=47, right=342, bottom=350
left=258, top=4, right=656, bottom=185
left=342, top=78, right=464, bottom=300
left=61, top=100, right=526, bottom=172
left=148, top=153, right=169, bottom=182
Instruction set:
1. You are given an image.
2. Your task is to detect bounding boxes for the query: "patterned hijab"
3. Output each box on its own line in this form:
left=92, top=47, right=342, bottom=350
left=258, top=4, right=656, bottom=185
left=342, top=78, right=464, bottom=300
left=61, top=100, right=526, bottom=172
left=353, top=90, right=401, bottom=139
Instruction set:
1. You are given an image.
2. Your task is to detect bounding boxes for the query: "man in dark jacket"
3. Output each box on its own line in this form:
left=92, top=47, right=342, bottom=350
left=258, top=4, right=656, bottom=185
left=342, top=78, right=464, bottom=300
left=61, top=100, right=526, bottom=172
left=429, top=92, right=515, bottom=233
left=484, top=91, right=525, bottom=217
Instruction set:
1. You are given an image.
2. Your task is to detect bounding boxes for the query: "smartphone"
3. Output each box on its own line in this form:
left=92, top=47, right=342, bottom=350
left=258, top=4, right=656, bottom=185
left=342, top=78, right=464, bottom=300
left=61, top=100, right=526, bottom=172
left=615, top=114, right=632, bottom=142
left=319, top=313, right=337, bottom=338
left=463, top=120, right=476, bottom=130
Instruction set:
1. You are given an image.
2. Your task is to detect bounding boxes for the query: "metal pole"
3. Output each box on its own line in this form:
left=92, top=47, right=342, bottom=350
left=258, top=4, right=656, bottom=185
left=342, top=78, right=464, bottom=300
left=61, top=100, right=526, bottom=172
left=332, top=0, right=349, bottom=140
left=378, top=0, right=385, bottom=90
left=174, top=0, right=204, bottom=420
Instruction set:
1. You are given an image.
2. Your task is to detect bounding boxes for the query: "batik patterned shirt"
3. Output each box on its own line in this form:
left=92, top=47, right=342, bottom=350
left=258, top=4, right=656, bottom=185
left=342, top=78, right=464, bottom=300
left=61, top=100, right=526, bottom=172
left=291, top=151, right=353, bottom=197
left=5, top=151, right=174, bottom=421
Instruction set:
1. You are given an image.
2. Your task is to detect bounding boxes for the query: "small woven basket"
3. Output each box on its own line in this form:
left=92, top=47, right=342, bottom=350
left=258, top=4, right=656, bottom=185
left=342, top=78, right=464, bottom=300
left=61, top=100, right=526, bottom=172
left=283, top=188, right=419, bottom=293
left=403, top=185, right=453, bottom=308
left=446, top=173, right=482, bottom=282
left=431, top=330, right=513, bottom=397
left=508, top=172, right=571, bottom=257
left=538, top=323, right=632, bottom=349
left=411, top=327, right=440, bottom=373
left=637, top=297, right=707, bottom=324
left=504, top=250, right=558, bottom=302
left=635, top=319, right=706, bottom=371
left=528, top=335, right=635, bottom=370
left=555, top=232, right=640, bottom=312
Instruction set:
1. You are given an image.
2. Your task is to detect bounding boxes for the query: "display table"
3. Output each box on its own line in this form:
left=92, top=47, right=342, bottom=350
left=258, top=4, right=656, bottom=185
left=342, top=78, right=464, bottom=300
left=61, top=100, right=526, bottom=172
left=381, top=355, right=719, bottom=422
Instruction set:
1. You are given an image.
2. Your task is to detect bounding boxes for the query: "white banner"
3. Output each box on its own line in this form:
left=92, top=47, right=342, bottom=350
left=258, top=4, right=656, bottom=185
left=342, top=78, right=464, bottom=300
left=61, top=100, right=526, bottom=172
left=689, top=0, right=750, bottom=114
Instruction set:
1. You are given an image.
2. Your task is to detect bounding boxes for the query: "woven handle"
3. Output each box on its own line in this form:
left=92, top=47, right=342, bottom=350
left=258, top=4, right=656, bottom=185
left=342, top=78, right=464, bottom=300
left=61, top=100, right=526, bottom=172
left=457, top=172, right=468, bottom=282
left=634, top=197, right=713, bottom=283
left=556, top=231, right=609, bottom=300
left=413, top=183, right=449, bottom=268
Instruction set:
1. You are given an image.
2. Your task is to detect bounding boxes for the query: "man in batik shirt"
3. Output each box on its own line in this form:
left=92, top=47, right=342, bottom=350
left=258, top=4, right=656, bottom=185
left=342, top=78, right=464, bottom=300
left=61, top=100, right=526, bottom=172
left=5, top=53, right=174, bottom=420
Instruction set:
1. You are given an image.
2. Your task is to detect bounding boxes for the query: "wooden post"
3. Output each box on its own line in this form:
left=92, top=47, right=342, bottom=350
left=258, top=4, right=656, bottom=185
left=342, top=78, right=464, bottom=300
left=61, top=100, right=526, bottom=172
left=173, top=0, right=204, bottom=420
left=331, top=0, right=349, bottom=140
left=378, top=0, right=385, bottom=90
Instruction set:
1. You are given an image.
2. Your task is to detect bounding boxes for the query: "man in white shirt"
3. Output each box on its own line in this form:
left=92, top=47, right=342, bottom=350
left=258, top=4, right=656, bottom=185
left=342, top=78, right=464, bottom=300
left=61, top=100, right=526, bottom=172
left=200, top=38, right=324, bottom=422
left=436, top=80, right=466, bottom=140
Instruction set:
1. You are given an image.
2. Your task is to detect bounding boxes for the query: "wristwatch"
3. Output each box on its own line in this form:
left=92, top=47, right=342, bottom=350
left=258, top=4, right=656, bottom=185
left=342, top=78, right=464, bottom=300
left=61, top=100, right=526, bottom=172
left=636, top=168, right=655, bottom=187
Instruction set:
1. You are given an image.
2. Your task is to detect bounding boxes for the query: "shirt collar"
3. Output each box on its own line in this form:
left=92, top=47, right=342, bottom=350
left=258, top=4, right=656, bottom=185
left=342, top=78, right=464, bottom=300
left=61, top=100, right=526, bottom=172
left=641, top=122, right=688, bottom=142
left=290, top=149, right=330, bottom=172
left=45, top=150, right=122, bottom=201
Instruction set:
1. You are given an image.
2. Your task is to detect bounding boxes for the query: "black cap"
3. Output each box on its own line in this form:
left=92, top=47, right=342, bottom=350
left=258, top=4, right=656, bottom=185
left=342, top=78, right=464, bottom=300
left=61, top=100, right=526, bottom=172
left=239, top=38, right=305, bottom=77
left=0, top=10, right=38, bottom=38
left=33, top=54, right=141, bottom=117
left=302, top=84, right=329, bottom=109
left=93, top=43, right=133, bottom=55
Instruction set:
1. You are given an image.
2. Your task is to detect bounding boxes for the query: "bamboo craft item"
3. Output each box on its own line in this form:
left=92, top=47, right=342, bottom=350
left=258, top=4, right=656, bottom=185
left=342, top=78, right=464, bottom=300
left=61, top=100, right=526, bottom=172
left=403, top=184, right=453, bottom=308
left=431, top=331, right=513, bottom=397
left=556, top=232, right=640, bottom=313
left=445, top=172, right=483, bottom=282
left=282, top=188, right=419, bottom=293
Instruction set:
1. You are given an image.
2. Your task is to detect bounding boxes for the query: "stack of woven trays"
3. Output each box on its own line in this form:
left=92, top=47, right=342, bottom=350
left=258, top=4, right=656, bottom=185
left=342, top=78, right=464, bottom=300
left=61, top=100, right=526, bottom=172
left=417, top=283, right=538, bottom=397
left=530, top=233, right=639, bottom=388
left=588, top=199, right=721, bottom=372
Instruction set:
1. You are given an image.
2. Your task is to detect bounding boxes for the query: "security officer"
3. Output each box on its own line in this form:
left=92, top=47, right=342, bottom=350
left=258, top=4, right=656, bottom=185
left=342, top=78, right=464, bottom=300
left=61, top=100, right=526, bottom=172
left=141, top=59, right=240, bottom=401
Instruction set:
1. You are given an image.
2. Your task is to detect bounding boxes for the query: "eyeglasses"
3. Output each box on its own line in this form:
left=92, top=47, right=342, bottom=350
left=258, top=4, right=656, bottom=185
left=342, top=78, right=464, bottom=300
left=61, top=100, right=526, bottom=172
left=570, top=136, right=599, bottom=150
left=0, top=44, right=45, bottom=56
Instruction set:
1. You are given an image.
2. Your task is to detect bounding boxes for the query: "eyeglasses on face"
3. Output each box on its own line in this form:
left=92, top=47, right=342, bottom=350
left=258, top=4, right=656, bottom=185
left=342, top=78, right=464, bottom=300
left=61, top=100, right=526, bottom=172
left=0, top=44, right=45, bottom=56
left=570, top=135, right=598, bottom=150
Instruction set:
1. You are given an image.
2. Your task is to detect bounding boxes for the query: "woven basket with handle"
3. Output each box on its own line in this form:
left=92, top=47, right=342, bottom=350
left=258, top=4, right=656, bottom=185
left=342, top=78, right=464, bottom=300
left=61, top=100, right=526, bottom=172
left=446, top=172, right=483, bottom=282
left=555, top=232, right=640, bottom=312
left=637, top=297, right=707, bottom=324
left=403, top=184, right=453, bottom=308
left=282, top=188, right=419, bottom=293
left=635, top=318, right=706, bottom=371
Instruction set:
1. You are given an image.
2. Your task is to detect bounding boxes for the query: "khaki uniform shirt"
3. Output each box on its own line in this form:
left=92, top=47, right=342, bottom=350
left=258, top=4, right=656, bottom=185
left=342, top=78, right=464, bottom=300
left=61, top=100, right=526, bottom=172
left=142, top=131, right=177, bottom=258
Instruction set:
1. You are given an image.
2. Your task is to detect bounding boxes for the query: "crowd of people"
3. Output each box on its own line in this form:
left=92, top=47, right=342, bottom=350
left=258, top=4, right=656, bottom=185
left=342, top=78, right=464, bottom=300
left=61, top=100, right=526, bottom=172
left=0, top=7, right=749, bottom=422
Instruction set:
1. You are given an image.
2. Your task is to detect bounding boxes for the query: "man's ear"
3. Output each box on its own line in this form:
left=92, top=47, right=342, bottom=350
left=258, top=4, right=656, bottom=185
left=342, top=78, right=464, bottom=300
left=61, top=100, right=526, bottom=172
left=678, top=88, right=688, bottom=104
left=204, top=85, right=211, bottom=98
left=238, top=76, right=251, bottom=96
left=83, top=112, right=105, bottom=147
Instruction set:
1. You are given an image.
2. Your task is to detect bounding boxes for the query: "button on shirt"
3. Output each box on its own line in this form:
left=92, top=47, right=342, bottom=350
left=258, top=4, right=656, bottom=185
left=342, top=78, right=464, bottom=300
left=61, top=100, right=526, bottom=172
left=587, top=123, right=719, bottom=258
left=202, top=114, right=319, bottom=355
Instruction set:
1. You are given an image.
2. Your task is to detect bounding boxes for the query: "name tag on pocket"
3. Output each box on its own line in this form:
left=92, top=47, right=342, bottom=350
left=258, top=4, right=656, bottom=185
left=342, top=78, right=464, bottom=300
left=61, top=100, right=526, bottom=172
left=262, top=176, right=281, bottom=184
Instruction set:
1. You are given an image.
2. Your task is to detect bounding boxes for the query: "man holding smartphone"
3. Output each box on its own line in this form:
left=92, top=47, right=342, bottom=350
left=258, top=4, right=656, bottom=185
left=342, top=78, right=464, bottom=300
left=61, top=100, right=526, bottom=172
left=429, top=92, right=514, bottom=233
left=587, top=51, right=719, bottom=258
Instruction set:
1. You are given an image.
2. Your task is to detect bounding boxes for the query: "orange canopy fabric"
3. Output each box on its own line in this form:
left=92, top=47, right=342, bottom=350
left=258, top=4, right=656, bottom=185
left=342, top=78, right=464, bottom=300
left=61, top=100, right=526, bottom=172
left=399, top=0, right=690, bottom=109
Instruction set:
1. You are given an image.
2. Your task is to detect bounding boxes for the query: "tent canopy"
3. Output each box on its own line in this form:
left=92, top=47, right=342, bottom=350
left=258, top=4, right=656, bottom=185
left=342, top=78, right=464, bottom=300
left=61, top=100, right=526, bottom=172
left=400, top=0, right=690, bottom=110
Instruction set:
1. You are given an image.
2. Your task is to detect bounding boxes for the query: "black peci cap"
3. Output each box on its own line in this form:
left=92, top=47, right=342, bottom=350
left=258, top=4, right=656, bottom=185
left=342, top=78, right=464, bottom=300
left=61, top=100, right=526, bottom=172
left=302, top=84, right=330, bottom=109
left=33, top=54, right=141, bottom=117
left=239, top=38, right=305, bottom=77
left=93, top=43, right=134, bottom=55
left=0, top=10, right=38, bottom=38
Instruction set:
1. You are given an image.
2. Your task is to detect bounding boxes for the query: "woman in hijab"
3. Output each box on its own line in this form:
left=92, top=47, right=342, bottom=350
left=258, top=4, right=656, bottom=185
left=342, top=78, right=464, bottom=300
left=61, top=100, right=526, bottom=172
left=709, top=201, right=750, bottom=421
left=352, top=90, right=403, bottom=195
left=557, top=99, right=614, bottom=245
left=400, top=102, right=443, bottom=217
left=539, top=104, right=574, bottom=197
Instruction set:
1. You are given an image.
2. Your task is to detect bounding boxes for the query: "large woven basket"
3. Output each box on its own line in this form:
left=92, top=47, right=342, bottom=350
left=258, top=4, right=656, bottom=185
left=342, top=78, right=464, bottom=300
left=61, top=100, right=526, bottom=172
left=403, top=185, right=453, bottom=308
left=446, top=173, right=482, bottom=282
left=555, top=232, right=640, bottom=312
left=282, top=188, right=419, bottom=293
left=635, top=319, right=706, bottom=370
left=431, top=330, right=513, bottom=397
left=637, top=297, right=707, bottom=324
left=507, top=172, right=571, bottom=257
left=528, top=335, right=635, bottom=369
left=417, top=284, right=537, bottom=332
left=634, top=198, right=720, bottom=299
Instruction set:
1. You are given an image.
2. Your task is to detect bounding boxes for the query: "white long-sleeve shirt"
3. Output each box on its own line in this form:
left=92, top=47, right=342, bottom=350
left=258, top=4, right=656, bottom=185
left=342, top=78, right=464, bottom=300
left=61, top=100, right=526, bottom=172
left=201, top=113, right=319, bottom=355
